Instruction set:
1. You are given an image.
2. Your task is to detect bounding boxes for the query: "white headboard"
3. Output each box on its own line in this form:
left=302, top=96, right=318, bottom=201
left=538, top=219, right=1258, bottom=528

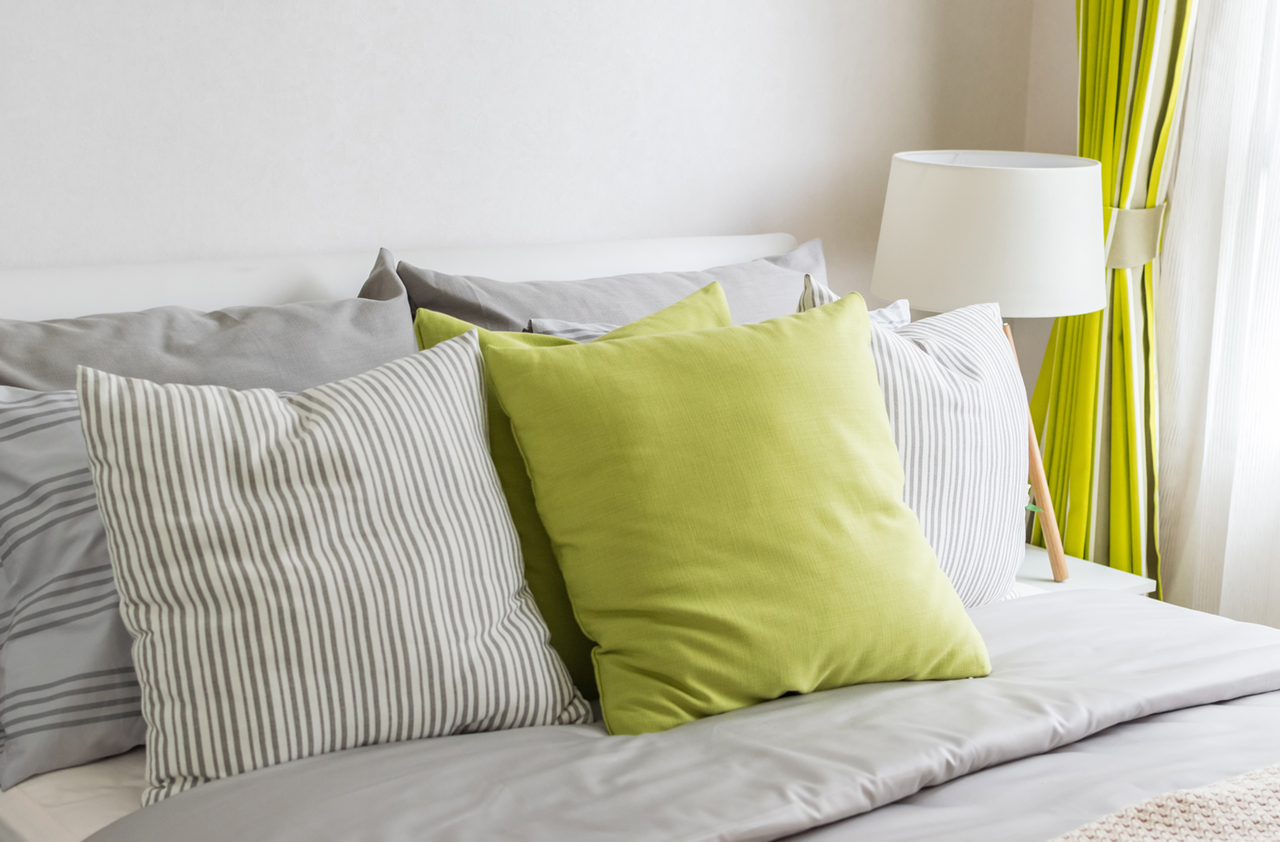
left=0, top=234, right=798, bottom=322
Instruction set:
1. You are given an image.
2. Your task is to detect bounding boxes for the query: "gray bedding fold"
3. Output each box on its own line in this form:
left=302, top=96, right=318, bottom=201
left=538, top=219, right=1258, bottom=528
left=791, top=691, right=1280, bottom=840
left=88, top=592, right=1280, bottom=842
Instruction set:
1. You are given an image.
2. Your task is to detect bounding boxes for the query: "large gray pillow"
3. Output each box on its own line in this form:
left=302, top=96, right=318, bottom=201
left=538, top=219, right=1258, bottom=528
left=0, top=252, right=418, bottom=789
left=0, top=387, right=139, bottom=790
left=0, top=249, right=416, bottom=391
left=397, top=239, right=825, bottom=330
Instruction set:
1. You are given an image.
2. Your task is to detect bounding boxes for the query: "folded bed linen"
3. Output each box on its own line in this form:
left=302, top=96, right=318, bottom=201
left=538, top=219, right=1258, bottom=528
left=81, top=592, right=1280, bottom=842
left=0, top=750, right=142, bottom=842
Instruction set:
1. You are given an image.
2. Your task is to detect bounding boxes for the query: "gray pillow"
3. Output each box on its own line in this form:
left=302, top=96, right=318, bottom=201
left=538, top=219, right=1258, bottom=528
left=0, top=249, right=416, bottom=391
left=0, top=252, right=419, bottom=789
left=0, top=386, right=140, bottom=789
left=397, top=239, right=825, bottom=330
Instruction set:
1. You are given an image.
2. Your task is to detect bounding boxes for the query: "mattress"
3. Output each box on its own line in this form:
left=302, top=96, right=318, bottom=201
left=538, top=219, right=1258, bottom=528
left=0, top=750, right=141, bottom=842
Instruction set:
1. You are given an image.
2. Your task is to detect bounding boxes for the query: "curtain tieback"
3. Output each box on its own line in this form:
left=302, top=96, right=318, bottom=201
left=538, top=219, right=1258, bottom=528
left=1104, top=203, right=1168, bottom=269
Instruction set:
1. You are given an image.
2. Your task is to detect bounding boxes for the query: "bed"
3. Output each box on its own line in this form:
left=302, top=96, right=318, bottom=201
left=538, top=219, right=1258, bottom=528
left=1, top=234, right=1277, bottom=842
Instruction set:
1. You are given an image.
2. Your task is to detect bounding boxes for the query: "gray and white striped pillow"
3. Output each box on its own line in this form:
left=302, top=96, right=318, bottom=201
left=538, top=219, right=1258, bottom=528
left=800, top=288, right=1028, bottom=606
left=798, top=272, right=841, bottom=310
left=78, top=331, right=590, bottom=804
left=0, top=388, right=143, bottom=788
left=798, top=275, right=912, bottom=329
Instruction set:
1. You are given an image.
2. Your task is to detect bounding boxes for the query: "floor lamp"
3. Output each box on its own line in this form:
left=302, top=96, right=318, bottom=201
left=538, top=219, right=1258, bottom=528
left=869, top=150, right=1106, bottom=582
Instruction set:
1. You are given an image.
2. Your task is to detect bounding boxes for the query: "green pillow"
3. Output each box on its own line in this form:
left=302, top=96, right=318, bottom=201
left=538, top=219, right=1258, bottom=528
left=414, top=282, right=733, bottom=699
left=484, top=292, right=991, bottom=735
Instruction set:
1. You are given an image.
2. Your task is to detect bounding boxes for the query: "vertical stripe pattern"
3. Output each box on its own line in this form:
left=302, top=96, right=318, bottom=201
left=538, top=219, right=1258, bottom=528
left=799, top=276, right=912, bottom=329
left=1030, top=0, right=1199, bottom=586
left=799, top=295, right=1028, bottom=607
left=77, top=331, right=589, bottom=805
left=798, top=274, right=838, bottom=310
left=0, top=387, right=145, bottom=787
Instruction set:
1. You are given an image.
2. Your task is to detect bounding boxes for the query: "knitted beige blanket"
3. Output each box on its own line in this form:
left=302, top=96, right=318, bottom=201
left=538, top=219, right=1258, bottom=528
left=1054, top=763, right=1280, bottom=841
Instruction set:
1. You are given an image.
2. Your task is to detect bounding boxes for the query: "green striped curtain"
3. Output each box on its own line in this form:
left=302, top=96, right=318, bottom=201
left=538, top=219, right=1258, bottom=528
left=1029, top=0, right=1198, bottom=590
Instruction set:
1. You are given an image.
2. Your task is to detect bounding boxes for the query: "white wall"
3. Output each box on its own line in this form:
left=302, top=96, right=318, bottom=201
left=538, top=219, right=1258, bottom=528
left=2, top=1, right=1041, bottom=287
left=1024, top=0, right=1078, bottom=157
left=2, top=1, right=1076, bottom=383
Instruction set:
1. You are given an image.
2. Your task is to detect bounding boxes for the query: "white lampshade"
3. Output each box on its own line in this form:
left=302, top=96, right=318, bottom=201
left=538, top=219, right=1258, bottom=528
left=870, top=150, right=1106, bottom=317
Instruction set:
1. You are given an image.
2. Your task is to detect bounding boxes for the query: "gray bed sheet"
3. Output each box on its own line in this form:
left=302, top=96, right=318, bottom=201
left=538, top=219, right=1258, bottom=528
left=790, top=691, right=1280, bottom=841
left=87, top=592, right=1280, bottom=842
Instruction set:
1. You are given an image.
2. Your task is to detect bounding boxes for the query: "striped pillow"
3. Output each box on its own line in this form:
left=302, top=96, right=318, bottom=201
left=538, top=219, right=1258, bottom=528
left=78, top=332, right=590, bottom=804
left=799, top=287, right=1028, bottom=606
left=798, top=272, right=841, bottom=310
left=0, top=388, right=144, bottom=788
left=798, top=275, right=911, bottom=328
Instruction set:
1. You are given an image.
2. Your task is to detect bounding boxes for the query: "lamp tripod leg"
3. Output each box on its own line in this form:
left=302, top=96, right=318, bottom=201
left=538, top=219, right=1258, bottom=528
left=1002, top=324, right=1070, bottom=582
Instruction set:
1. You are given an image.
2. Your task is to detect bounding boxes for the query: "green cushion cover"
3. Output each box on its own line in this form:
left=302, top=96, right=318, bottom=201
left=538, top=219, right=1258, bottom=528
left=484, top=292, right=991, bottom=735
left=413, top=283, right=733, bottom=699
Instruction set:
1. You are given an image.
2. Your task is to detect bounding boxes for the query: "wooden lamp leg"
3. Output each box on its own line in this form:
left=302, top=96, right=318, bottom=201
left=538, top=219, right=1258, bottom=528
left=1003, top=325, right=1070, bottom=582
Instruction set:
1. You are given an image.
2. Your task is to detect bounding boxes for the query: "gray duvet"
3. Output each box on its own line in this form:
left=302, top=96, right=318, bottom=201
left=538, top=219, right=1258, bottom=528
left=88, top=592, right=1280, bottom=842
left=792, top=691, right=1280, bottom=841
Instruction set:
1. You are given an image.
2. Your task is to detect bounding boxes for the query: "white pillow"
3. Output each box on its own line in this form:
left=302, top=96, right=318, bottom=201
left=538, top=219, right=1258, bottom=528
left=800, top=277, right=1028, bottom=607
left=525, top=277, right=910, bottom=340
left=521, top=318, right=621, bottom=342
left=77, top=332, right=590, bottom=804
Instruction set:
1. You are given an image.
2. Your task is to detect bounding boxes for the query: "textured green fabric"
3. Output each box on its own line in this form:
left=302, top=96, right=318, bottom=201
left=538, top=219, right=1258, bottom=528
left=1029, top=0, right=1197, bottom=590
left=486, top=293, right=991, bottom=735
left=414, top=283, right=732, bottom=699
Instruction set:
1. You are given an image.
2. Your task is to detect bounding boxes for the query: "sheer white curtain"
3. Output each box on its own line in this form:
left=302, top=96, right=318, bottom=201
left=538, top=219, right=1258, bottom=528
left=1159, top=0, right=1280, bottom=626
